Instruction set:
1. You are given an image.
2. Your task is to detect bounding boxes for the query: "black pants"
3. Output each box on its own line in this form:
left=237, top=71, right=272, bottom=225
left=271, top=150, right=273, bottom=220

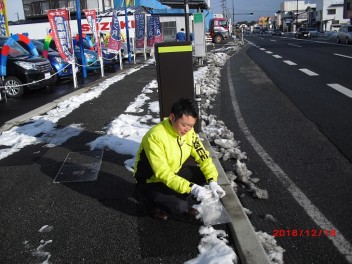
left=137, top=160, right=206, bottom=215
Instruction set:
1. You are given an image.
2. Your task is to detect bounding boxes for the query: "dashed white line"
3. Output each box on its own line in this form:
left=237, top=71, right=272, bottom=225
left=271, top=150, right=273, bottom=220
left=273, top=55, right=282, bottom=58
left=283, top=60, right=297, bottom=65
left=334, top=53, right=352, bottom=59
left=327, top=84, right=352, bottom=98
left=266, top=51, right=273, bottom=54
left=227, top=59, right=352, bottom=264
left=299, top=68, right=319, bottom=76
left=288, top=43, right=302, bottom=47
left=260, top=48, right=266, bottom=50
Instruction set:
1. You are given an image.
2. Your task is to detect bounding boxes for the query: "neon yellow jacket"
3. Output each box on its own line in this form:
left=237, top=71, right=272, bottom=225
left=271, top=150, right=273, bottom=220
left=134, top=118, right=218, bottom=194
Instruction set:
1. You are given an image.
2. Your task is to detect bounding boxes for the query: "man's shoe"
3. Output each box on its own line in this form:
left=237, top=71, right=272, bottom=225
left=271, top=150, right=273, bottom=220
left=151, top=207, right=168, bottom=221
left=186, top=207, right=199, bottom=218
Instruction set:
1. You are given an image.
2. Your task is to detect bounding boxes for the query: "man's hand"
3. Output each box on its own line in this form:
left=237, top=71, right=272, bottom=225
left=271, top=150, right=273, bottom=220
left=209, top=182, right=226, bottom=199
left=191, top=184, right=212, bottom=201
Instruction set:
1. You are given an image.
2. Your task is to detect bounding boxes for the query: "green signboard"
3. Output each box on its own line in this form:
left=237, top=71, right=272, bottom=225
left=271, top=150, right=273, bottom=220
left=194, top=13, right=203, bottom=23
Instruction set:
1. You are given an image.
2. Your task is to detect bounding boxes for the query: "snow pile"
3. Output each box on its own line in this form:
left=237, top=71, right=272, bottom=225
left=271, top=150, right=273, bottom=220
left=24, top=225, right=54, bottom=264
left=196, top=53, right=269, bottom=201
left=184, top=226, right=238, bottom=264
left=256, top=231, right=285, bottom=264
left=0, top=67, right=144, bottom=160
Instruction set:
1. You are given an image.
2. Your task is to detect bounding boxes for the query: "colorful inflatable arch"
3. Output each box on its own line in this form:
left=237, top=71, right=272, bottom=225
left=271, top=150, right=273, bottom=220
left=0, top=34, right=39, bottom=76
left=42, top=32, right=54, bottom=59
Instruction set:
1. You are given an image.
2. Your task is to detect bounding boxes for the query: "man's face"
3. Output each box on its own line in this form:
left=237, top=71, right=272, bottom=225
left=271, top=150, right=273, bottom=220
left=169, top=114, right=197, bottom=136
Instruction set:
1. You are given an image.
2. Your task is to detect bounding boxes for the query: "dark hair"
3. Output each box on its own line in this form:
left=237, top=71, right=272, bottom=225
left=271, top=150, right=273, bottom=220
left=170, top=98, right=198, bottom=120
left=181, top=28, right=184, bottom=31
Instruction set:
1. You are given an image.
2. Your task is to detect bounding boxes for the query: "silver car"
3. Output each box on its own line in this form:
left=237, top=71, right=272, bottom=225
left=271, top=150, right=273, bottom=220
left=336, top=25, right=352, bottom=44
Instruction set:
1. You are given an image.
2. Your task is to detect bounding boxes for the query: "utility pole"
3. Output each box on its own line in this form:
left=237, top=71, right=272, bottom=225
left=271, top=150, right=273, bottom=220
left=221, top=0, right=227, bottom=17
left=232, top=0, right=235, bottom=25
left=296, top=0, right=299, bottom=29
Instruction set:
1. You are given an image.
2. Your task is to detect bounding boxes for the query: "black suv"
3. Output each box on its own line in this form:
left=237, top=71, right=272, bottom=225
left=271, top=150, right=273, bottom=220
left=0, top=37, right=55, bottom=98
left=294, top=27, right=310, bottom=39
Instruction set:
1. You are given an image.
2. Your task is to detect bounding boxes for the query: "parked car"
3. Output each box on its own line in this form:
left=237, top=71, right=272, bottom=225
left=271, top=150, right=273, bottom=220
left=0, top=36, right=55, bottom=98
left=48, top=40, right=101, bottom=72
left=260, top=28, right=269, bottom=34
left=336, top=25, right=352, bottom=44
left=80, top=38, right=119, bottom=67
left=74, top=47, right=100, bottom=71
left=294, top=27, right=310, bottom=39
left=271, top=29, right=283, bottom=36
left=307, top=28, right=319, bottom=37
left=252, top=26, right=261, bottom=34
left=20, top=39, right=77, bottom=82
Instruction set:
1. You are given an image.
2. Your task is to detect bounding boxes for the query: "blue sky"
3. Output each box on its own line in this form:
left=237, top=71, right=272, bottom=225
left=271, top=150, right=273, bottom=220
left=210, top=0, right=317, bottom=23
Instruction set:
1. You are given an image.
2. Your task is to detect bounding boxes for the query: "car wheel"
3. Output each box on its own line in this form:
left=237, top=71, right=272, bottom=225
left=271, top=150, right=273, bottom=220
left=4, top=77, right=24, bottom=98
left=213, top=35, right=223, bottom=44
left=337, top=37, right=340, bottom=43
left=346, top=38, right=350, bottom=45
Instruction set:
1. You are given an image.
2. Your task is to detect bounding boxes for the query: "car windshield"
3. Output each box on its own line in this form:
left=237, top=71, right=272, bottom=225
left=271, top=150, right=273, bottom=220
left=219, top=20, right=227, bottom=27
left=0, top=39, right=31, bottom=58
left=300, top=28, right=308, bottom=32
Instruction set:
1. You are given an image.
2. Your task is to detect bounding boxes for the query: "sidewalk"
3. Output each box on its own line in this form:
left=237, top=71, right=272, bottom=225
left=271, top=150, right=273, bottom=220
left=0, top=53, right=269, bottom=263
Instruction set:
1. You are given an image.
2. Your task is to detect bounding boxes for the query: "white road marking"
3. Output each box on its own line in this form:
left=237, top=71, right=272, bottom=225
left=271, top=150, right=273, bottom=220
left=260, top=48, right=266, bottom=50
left=288, top=43, right=302, bottom=47
left=327, top=84, right=352, bottom=98
left=227, top=59, right=352, bottom=263
left=266, top=51, right=273, bottom=54
left=283, top=60, right=297, bottom=65
left=334, top=53, right=352, bottom=59
left=299, top=68, right=319, bottom=76
left=273, top=55, right=282, bottom=58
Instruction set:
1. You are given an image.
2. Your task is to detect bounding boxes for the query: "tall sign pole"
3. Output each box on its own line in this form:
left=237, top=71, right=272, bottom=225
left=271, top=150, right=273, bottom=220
left=184, top=0, right=190, bottom=41
left=232, top=0, right=235, bottom=28
left=76, top=0, right=87, bottom=78
left=124, top=0, right=132, bottom=63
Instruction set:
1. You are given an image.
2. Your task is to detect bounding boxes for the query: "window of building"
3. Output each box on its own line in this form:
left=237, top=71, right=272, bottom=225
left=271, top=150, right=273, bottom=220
left=327, top=9, right=336, bottom=15
left=161, top=21, right=177, bottom=42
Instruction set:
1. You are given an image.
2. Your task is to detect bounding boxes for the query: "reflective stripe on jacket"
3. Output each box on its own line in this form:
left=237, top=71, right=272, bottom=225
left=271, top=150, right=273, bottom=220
left=134, top=118, right=218, bottom=194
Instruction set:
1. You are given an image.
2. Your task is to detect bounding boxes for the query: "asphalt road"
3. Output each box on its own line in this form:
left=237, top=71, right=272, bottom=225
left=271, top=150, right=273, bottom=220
left=211, top=36, right=352, bottom=263
left=2, top=37, right=351, bottom=263
left=245, top=34, right=352, bottom=162
left=0, top=60, right=237, bottom=264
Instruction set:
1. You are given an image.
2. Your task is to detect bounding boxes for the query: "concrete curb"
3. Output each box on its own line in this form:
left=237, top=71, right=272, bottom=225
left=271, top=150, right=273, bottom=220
left=201, top=134, right=271, bottom=264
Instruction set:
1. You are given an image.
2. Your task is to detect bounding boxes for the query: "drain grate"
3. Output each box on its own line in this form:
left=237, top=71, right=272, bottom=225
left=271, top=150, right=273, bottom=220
left=53, top=149, right=104, bottom=183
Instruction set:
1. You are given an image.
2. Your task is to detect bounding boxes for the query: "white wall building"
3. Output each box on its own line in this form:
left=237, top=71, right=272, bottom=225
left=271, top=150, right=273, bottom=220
left=315, top=0, right=350, bottom=32
left=278, top=0, right=316, bottom=32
